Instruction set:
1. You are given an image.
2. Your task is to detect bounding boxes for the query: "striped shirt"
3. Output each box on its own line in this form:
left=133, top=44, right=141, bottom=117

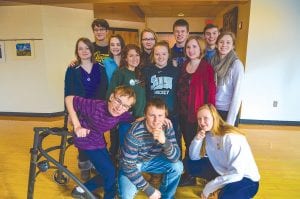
left=120, top=120, right=181, bottom=194
left=73, top=96, right=133, bottom=150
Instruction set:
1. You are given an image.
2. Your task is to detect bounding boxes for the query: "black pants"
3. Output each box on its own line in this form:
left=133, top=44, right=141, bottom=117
left=109, top=126, right=119, bottom=160
left=217, top=110, right=239, bottom=127
left=179, top=115, right=198, bottom=161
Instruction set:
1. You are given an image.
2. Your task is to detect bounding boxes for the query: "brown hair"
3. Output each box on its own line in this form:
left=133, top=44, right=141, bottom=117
left=216, top=31, right=236, bottom=47
left=144, top=97, right=168, bottom=116
left=203, top=24, right=219, bottom=33
left=108, top=34, right=125, bottom=58
left=173, top=19, right=189, bottom=32
left=120, top=44, right=145, bottom=87
left=140, top=28, right=157, bottom=50
left=91, top=18, right=109, bottom=30
left=75, top=37, right=95, bottom=65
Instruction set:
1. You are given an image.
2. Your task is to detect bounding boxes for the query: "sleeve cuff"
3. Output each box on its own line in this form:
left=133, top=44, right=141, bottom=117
left=162, top=139, right=171, bottom=148
left=143, top=183, right=155, bottom=196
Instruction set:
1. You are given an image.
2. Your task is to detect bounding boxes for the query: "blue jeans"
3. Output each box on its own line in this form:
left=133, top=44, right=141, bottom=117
left=119, top=122, right=132, bottom=147
left=81, top=148, right=116, bottom=199
left=186, top=158, right=259, bottom=199
left=118, top=155, right=183, bottom=199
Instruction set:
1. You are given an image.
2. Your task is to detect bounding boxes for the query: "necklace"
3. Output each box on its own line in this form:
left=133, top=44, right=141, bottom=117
left=80, top=65, right=93, bottom=82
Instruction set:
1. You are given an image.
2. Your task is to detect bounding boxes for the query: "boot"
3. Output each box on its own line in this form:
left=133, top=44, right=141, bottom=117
left=78, top=160, right=92, bottom=181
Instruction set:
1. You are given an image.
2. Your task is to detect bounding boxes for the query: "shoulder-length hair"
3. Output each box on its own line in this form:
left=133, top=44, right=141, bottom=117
left=216, top=31, right=236, bottom=47
left=75, top=37, right=95, bottom=65
left=184, top=36, right=207, bottom=60
left=108, top=34, right=125, bottom=58
left=120, top=44, right=145, bottom=87
left=140, top=28, right=157, bottom=50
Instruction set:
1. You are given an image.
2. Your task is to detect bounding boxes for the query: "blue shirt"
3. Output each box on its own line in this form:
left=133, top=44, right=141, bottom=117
left=103, top=57, right=118, bottom=85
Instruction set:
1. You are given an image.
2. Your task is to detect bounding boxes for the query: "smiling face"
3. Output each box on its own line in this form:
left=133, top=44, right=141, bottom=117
left=126, top=49, right=140, bottom=69
left=77, top=41, right=92, bottom=61
left=185, top=39, right=201, bottom=60
left=93, top=25, right=108, bottom=42
left=109, top=37, right=122, bottom=56
left=173, top=26, right=189, bottom=46
left=197, top=108, right=213, bottom=132
left=108, top=93, right=134, bottom=117
left=217, top=34, right=234, bottom=58
left=153, top=45, right=169, bottom=68
left=204, top=27, right=219, bottom=48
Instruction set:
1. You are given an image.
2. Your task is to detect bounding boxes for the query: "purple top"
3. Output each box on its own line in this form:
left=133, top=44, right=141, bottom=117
left=73, top=96, right=134, bottom=150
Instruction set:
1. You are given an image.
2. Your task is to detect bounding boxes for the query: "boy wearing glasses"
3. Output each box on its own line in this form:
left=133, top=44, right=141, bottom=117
left=65, top=86, right=136, bottom=199
left=91, top=18, right=110, bottom=64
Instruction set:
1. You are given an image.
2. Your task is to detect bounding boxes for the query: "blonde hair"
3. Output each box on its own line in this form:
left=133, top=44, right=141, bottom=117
left=198, top=104, right=245, bottom=156
left=184, top=36, right=207, bottom=59
left=140, top=28, right=157, bottom=50
left=112, top=85, right=136, bottom=106
left=150, top=40, right=170, bottom=64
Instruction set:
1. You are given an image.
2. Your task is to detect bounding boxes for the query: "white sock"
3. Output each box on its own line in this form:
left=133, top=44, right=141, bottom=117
left=76, top=186, right=85, bottom=193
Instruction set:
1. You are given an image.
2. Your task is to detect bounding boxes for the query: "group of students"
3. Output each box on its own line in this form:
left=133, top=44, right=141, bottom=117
left=64, top=18, right=260, bottom=199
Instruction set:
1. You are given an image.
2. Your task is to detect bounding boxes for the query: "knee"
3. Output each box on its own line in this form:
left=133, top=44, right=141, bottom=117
left=118, top=172, right=137, bottom=199
left=170, top=161, right=183, bottom=175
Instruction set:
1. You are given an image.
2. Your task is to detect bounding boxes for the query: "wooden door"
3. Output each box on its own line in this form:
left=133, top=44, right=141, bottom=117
left=108, top=28, right=139, bottom=45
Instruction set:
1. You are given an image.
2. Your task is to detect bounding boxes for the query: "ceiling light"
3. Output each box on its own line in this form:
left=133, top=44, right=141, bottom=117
left=178, top=12, right=184, bottom=17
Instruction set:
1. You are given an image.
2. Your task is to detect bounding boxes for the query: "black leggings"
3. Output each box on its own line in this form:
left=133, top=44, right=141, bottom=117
left=179, top=115, right=197, bottom=160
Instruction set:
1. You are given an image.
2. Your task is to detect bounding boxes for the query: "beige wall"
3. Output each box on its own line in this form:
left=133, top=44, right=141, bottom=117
left=241, top=0, right=300, bottom=121
left=0, top=5, right=93, bottom=113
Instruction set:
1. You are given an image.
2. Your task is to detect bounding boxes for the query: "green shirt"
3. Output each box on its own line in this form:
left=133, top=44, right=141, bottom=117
left=107, top=67, right=146, bottom=118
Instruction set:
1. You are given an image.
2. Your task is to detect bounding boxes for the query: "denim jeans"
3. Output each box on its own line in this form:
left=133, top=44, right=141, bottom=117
left=118, top=122, right=132, bottom=147
left=186, top=157, right=259, bottom=199
left=118, top=155, right=183, bottom=199
left=81, top=148, right=116, bottom=199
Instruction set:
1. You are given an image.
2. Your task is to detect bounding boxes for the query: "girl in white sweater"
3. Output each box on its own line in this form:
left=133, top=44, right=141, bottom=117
left=187, top=104, right=260, bottom=199
left=210, top=32, right=244, bottom=126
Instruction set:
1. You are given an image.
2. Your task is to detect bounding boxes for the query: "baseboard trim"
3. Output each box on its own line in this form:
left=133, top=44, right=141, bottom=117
left=240, top=119, right=300, bottom=126
left=0, top=111, right=65, bottom=117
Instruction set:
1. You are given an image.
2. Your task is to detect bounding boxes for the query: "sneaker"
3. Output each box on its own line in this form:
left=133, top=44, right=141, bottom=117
left=71, top=187, right=102, bottom=199
left=178, top=174, right=196, bottom=187
left=71, top=187, right=86, bottom=199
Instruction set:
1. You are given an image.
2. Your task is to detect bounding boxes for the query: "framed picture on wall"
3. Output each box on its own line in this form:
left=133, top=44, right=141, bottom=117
left=223, top=7, right=238, bottom=34
left=12, top=40, right=35, bottom=60
left=0, top=41, right=5, bottom=63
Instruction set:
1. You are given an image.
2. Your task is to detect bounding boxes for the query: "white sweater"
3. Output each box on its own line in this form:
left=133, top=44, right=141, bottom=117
left=216, top=59, right=244, bottom=125
left=189, top=132, right=260, bottom=197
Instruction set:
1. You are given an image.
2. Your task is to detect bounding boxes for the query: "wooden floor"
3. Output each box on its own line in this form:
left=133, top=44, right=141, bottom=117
left=0, top=116, right=300, bottom=199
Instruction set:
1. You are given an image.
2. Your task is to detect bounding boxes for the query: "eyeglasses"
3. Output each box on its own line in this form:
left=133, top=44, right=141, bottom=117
left=142, top=38, right=155, bottom=41
left=93, top=28, right=107, bottom=32
left=112, top=95, right=131, bottom=110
